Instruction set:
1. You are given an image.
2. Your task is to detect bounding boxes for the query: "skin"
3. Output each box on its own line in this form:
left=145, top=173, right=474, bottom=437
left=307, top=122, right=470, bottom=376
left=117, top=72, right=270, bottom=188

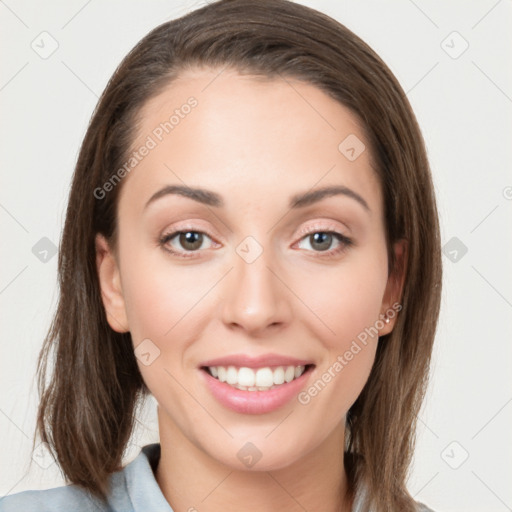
left=96, top=68, right=406, bottom=512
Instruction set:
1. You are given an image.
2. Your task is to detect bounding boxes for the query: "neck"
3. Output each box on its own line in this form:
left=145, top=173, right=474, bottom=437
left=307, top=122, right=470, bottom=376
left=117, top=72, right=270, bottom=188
left=155, top=409, right=353, bottom=512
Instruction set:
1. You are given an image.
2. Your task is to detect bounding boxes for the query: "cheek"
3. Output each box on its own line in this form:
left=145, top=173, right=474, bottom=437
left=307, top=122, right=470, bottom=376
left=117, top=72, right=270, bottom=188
left=292, top=251, right=387, bottom=410
left=296, top=254, right=388, bottom=349
left=119, top=244, right=210, bottom=342
left=119, top=252, right=208, bottom=416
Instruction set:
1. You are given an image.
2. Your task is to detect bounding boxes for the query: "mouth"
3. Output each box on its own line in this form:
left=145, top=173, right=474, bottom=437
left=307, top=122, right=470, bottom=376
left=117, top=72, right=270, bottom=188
left=201, top=364, right=315, bottom=392
left=198, top=359, right=316, bottom=414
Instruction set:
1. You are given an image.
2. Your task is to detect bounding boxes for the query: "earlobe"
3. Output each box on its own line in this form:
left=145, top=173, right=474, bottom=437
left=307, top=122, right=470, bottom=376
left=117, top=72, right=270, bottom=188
left=378, top=239, right=408, bottom=336
left=95, top=234, right=130, bottom=333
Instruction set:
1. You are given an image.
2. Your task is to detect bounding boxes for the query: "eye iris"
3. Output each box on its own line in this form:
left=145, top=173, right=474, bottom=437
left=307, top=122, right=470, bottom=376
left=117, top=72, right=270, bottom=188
left=180, top=231, right=202, bottom=250
left=310, top=232, right=332, bottom=251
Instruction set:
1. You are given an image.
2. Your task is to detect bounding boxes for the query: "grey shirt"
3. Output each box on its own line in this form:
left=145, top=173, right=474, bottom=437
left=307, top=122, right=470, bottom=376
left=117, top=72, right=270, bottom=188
left=0, top=443, right=434, bottom=511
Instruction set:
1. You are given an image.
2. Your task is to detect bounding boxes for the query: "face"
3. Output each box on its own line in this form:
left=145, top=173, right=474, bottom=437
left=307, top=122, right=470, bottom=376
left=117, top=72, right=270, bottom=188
left=96, top=68, right=405, bottom=471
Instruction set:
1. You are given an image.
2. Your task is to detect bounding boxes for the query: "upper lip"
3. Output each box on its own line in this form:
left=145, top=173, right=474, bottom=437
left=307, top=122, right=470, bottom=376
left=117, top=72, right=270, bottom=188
left=200, top=353, right=314, bottom=369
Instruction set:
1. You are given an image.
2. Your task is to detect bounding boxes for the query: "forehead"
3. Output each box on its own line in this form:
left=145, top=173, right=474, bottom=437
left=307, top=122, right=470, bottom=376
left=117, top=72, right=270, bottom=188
left=122, top=67, right=382, bottom=216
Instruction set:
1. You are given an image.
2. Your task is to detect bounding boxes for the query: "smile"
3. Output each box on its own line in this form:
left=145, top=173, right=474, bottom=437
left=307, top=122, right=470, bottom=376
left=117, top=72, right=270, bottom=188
left=199, top=361, right=315, bottom=414
left=205, top=365, right=308, bottom=391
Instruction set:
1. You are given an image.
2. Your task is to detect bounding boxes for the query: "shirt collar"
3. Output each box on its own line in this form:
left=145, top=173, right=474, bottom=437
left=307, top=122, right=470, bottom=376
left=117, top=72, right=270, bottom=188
left=122, top=443, right=174, bottom=512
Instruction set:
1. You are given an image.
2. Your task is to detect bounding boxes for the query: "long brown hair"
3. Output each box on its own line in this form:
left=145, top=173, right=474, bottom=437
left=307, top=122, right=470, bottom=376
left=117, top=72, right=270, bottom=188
left=34, top=1, right=442, bottom=510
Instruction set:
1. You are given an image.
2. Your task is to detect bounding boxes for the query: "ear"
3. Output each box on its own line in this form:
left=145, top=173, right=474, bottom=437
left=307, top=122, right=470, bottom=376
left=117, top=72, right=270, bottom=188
left=95, top=234, right=129, bottom=333
left=378, top=238, right=407, bottom=336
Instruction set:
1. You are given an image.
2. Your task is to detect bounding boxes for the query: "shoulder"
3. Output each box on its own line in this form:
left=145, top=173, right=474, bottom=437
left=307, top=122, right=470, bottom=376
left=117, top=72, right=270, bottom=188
left=0, top=484, right=110, bottom=512
left=349, top=470, right=437, bottom=512
left=0, top=443, right=167, bottom=512
left=415, top=502, right=436, bottom=512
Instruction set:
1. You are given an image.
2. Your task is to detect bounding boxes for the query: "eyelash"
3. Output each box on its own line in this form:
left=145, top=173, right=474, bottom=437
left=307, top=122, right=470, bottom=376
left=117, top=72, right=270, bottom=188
left=158, top=224, right=353, bottom=260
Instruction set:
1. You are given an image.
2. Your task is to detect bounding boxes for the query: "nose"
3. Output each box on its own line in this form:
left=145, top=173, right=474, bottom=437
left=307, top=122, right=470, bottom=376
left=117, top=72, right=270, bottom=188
left=221, top=241, right=293, bottom=336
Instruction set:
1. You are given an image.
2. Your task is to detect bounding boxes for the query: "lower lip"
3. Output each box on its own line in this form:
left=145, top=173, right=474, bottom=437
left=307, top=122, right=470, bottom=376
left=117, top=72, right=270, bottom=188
left=200, top=366, right=313, bottom=415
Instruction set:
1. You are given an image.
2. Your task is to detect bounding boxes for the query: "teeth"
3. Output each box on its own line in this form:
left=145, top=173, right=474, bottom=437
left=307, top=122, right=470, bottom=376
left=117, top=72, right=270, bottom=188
left=207, top=365, right=307, bottom=391
left=238, top=367, right=255, bottom=387
left=284, top=366, right=295, bottom=383
left=255, top=367, right=273, bottom=387
left=226, top=366, right=238, bottom=385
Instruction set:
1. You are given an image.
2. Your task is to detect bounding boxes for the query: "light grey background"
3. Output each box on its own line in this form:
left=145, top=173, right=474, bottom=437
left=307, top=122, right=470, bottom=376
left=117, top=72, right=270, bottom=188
left=1, top=1, right=511, bottom=511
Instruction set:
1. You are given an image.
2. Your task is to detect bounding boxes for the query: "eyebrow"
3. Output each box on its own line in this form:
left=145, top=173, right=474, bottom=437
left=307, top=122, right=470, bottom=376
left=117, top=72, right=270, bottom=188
left=144, top=184, right=370, bottom=212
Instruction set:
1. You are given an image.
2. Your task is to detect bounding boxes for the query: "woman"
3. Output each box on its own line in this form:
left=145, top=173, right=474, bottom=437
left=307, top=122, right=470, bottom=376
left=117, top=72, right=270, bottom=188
left=0, top=0, right=442, bottom=510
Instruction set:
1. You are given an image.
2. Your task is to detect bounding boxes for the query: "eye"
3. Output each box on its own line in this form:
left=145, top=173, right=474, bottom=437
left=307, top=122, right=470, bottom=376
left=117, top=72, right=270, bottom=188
left=159, top=230, right=216, bottom=258
left=295, top=227, right=353, bottom=258
left=158, top=225, right=353, bottom=260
